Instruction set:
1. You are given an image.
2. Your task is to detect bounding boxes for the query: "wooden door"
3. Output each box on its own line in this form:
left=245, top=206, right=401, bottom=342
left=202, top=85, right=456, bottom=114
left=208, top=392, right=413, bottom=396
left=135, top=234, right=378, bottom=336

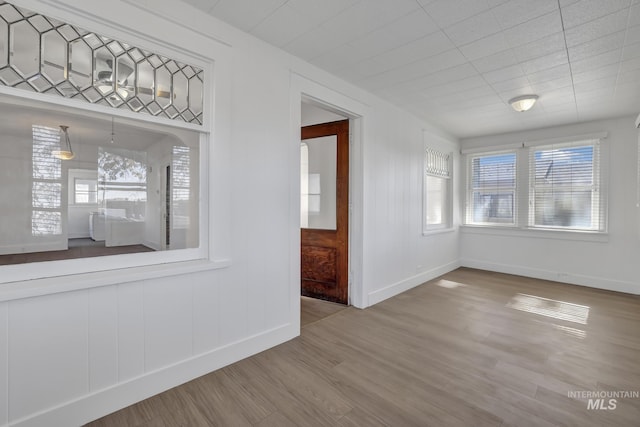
left=301, top=120, right=349, bottom=304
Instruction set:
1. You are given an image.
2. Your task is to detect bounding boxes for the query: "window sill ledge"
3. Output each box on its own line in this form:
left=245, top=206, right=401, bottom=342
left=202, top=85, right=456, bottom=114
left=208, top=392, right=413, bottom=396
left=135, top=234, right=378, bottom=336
left=0, top=258, right=232, bottom=303
left=422, top=227, right=456, bottom=236
left=460, top=225, right=608, bottom=243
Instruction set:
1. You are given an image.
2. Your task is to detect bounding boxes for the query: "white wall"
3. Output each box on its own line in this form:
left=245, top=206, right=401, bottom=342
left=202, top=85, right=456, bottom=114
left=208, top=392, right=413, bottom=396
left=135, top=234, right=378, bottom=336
left=460, top=116, right=640, bottom=295
left=0, top=1, right=460, bottom=426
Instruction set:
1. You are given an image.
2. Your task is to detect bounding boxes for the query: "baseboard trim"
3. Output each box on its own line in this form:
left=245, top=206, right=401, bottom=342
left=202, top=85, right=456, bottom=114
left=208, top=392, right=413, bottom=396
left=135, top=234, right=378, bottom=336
left=8, top=323, right=297, bottom=427
left=460, top=258, right=640, bottom=295
left=367, top=260, right=461, bottom=306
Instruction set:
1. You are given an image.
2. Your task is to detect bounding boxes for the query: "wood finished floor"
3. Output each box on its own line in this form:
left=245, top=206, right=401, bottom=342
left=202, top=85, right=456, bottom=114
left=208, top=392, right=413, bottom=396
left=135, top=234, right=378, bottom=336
left=86, top=268, right=640, bottom=426
left=0, top=239, right=154, bottom=265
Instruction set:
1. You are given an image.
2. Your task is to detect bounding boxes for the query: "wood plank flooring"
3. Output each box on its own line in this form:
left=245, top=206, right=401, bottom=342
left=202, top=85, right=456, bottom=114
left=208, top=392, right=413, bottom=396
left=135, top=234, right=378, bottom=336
left=86, top=268, right=640, bottom=426
left=301, top=296, right=348, bottom=327
left=0, top=239, right=154, bottom=265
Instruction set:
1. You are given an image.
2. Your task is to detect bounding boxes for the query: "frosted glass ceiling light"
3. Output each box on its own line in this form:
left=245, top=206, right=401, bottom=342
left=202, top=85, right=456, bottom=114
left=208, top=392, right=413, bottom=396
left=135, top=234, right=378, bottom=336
left=509, top=95, right=539, bottom=112
left=53, top=125, right=75, bottom=160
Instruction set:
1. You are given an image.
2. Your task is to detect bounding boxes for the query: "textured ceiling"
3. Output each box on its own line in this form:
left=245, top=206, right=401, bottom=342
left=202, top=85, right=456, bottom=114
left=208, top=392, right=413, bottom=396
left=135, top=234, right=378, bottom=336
left=181, top=0, right=640, bottom=138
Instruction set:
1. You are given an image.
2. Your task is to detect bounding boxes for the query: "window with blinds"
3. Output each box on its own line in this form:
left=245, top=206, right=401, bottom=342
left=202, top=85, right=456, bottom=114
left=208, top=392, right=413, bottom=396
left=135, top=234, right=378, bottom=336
left=529, top=140, right=603, bottom=231
left=424, top=147, right=451, bottom=231
left=467, top=151, right=517, bottom=225
left=32, top=125, right=63, bottom=236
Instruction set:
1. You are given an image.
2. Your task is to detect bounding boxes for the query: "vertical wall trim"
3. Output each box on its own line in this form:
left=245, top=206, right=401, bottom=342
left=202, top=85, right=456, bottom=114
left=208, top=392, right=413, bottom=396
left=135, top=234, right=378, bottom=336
left=2, top=302, right=8, bottom=425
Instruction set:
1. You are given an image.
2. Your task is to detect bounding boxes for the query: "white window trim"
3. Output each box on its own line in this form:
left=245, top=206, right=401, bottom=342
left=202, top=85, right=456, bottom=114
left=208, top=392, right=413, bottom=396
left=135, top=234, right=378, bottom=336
left=0, top=8, right=226, bottom=298
left=461, top=132, right=609, bottom=238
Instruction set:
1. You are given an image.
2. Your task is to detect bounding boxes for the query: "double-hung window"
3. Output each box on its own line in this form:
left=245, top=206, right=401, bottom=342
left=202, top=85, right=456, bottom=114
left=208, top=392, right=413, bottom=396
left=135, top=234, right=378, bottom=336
left=424, top=147, right=452, bottom=231
left=528, top=140, right=604, bottom=231
left=464, top=136, right=607, bottom=234
left=467, top=151, right=517, bottom=226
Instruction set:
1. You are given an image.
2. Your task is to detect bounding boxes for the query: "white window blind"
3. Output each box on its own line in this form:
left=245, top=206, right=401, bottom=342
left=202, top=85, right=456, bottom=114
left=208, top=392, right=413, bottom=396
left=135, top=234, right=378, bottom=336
left=31, top=125, right=62, bottom=236
left=467, top=151, right=517, bottom=225
left=424, top=148, right=451, bottom=230
left=528, top=139, right=604, bottom=231
left=425, top=147, right=450, bottom=178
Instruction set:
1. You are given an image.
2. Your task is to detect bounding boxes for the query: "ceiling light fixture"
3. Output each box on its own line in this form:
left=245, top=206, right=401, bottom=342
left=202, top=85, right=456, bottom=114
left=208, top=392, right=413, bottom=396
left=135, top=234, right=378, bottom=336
left=52, top=125, right=75, bottom=160
left=509, top=95, right=539, bottom=112
left=110, top=117, right=115, bottom=144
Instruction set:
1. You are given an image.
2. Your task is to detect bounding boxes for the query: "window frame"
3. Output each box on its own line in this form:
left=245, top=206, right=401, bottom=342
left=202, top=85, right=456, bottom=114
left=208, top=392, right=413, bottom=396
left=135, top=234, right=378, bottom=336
left=465, top=150, right=518, bottom=227
left=462, top=133, right=608, bottom=236
left=527, top=140, right=604, bottom=232
left=423, top=146, right=453, bottom=234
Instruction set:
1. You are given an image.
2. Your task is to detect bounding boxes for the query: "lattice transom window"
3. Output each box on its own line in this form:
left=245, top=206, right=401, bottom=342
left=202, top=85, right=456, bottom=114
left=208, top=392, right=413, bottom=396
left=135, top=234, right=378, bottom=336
left=0, top=1, right=204, bottom=124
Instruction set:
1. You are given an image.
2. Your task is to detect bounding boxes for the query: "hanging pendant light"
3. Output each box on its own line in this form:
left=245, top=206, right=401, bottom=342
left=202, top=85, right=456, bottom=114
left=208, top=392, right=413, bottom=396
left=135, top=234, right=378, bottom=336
left=53, top=125, right=75, bottom=160
left=110, top=117, right=115, bottom=144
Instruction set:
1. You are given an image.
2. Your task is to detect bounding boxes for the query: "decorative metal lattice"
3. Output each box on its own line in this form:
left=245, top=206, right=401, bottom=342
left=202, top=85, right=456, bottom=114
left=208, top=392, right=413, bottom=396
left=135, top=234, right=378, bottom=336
left=0, top=1, right=204, bottom=124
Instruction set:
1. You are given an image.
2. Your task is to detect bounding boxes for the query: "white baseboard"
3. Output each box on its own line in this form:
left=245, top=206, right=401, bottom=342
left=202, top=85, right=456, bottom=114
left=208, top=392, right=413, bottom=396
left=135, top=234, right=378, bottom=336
left=460, top=258, right=640, bottom=295
left=9, top=323, right=297, bottom=427
left=367, top=260, right=461, bottom=306
left=0, top=241, right=67, bottom=256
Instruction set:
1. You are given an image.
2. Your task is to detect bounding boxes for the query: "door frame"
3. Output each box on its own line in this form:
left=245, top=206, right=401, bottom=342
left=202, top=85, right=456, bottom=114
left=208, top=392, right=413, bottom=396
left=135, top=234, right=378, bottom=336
left=289, top=73, right=369, bottom=333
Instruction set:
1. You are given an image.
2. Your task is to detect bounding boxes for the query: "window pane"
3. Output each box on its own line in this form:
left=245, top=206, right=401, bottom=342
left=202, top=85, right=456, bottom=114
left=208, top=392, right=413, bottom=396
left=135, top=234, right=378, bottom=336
left=0, top=96, right=201, bottom=266
left=425, top=175, right=447, bottom=226
left=75, top=178, right=98, bottom=204
left=468, top=152, right=516, bottom=225
left=300, top=136, right=337, bottom=230
left=534, top=190, right=592, bottom=228
left=531, top=143, right=599, bottom=230
left=473, top=192, right=514, bottom=223
left=472, top=153, right=516, bottom=189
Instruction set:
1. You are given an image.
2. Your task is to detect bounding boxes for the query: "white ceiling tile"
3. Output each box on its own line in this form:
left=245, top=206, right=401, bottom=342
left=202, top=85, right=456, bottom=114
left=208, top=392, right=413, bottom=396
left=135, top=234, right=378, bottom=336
left=251, top=5, right=316, bottom=47
left=487, top=0, right=510, bottom=6
left=564, top=8, right=629, bottom=47
left=424, top=76, right=489, bottom=97
left=621, top=40, right=640, bottom=60
left=413, top=63, right=481, bottom=89
left=459, top=32, right=510, bottom=61
left=491, top=0, right=558, bottom=29
left=531, top=76, right=573, bottom=93
left=286, top=0, right=359, bottom=26
left=572, top=63, right=620, bottom=83
left=202, top=0, right=640, bottom=137
left=501, top=11, right=563, bottom=47
left=211, top=0, right=287, bottom=31
left=568, top=31, right=626, bottom=62
left=525, top=63, right=571, bottom=84
left=570, top=49, right=622, bottom=73
left=311, top=44, right=364, bottom=72
left=421, top=0, right=491, bottom=27
left=181, top=0, right=219, bottom=13
left=490, top=76, right=531, bottom=92
left=560, top=0, right=631, bottom=29
left=629, top=3, right=640, bottom=25
left=361, top=48, right=469, bottom=90
left=338, top=56, right=393, bottom=80
left=559, top=0, right=581, bottom=7
left=471, top=49, right=519, bottom=73
left=314, top=0, right=418, bottom=43
left=283, top=26, right=346, bottom=60
left=347, top=10, right=440, bottom=59
left=520, top=50, right=568, bottom=74
left=513, top=32, right=566, bottom=62
left=482, top=64, right=525, bottom=83
left=620, top=55, right=640, bottom=73
left=444, top=10, right=502, bottom=45
left=624, top=24, right=640, bottom=45
left=368, top=31, right=455, bottom=69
